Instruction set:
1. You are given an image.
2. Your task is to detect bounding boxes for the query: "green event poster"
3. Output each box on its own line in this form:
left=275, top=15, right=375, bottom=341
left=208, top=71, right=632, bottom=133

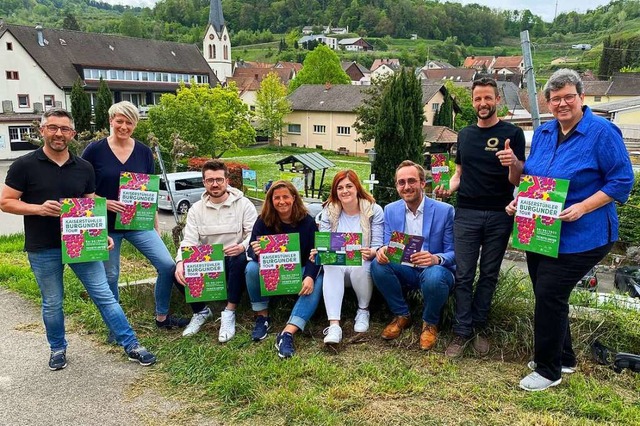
left=315, top=232, right=363, bottom=266
left=431, top=153, right=454, bottom=190
left=258, top=233, right=303, bottom=296
left=512, top=175, right=570, bottom=258
left=60, top=197, right=109, bottom=264
left=386, top=231, right=425, bottom=267
left=115, top=172, right=159, bottom=231
left=242, top=169, right=257, bottom=189
left=181, top=244, right=227, bottom=303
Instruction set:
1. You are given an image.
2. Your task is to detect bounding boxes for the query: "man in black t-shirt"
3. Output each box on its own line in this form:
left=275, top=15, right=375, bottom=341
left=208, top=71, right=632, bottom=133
left=0, top=108, right=156, bottom=370
left=435, top=78, right=526, bottom=358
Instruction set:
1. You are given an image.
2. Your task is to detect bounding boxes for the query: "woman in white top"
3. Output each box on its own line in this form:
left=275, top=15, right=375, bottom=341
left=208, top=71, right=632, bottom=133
left=316, top=170, right=384, bottom=344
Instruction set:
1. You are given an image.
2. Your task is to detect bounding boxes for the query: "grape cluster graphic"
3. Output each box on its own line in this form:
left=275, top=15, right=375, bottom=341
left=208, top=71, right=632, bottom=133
left=259, top=234, right=293, bottom=292
left=339, top=233, right=360, bottom=260
left=386, top=231, right=405, bottom=257
left=119, top=173, right=152, bottom=225
left=515, top=176, right=557, bottom=245
left=183, top=246, right=221, bottom=298
left=431, top=154, right=447, bottom=184
left=61, top=198, right=100, bottom=258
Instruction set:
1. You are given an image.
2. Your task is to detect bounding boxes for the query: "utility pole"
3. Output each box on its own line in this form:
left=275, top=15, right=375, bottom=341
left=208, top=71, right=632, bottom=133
left=520, top=30, right=541, bottom=130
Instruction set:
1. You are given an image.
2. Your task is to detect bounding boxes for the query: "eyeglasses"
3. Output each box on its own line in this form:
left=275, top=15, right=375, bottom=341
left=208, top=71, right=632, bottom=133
left=43, top=125, right=75, bottom=135
left=396, top=178, right=421, bottom=187
left=204, top=177, right=226, bottom=185
left=548, top=94, right=579, bottom=106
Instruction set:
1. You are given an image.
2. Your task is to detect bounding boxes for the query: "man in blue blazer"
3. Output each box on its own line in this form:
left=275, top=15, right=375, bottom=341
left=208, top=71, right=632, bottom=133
left=371, top=160, right=455, bottom=350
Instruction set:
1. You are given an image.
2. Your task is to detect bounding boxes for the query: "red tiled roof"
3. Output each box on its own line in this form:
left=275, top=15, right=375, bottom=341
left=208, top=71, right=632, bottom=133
left=493, top=56, right=523, bottom=69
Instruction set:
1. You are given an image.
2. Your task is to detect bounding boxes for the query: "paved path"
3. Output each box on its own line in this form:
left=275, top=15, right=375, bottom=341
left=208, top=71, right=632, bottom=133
left=0, top=286, right=198, bottom=426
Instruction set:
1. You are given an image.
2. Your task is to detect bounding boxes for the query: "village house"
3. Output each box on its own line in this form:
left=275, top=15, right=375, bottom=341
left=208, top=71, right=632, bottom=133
left=341, top=61, right=371, bottom=85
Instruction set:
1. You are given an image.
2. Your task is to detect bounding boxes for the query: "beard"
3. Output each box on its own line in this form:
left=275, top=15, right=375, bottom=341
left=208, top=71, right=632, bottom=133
left=476, top=105, right=497, bottom=119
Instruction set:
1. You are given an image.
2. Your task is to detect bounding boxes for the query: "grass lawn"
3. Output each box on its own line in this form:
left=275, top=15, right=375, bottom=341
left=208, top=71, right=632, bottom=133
left=221, top=145, right=371, bottom=200
left=1, top=233, right=639, bottom=425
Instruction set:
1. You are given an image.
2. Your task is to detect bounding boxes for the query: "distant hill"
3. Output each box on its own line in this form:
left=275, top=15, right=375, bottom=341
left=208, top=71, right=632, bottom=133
left=2, top=0, right=639, bottom=77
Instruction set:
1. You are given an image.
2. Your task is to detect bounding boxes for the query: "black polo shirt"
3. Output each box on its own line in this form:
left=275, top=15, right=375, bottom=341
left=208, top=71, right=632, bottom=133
left=5, top=147, right=96, bottom=251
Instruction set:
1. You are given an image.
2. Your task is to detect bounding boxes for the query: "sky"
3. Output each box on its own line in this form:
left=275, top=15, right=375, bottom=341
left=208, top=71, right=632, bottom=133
left=104, top=0, right=613, bottom=23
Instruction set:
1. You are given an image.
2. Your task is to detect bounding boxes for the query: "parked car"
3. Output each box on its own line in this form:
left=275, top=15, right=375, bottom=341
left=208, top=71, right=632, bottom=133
left=158, top=172, right=205, bottom=214
left=614, top=266, right=640, bottom=298
left=576, top=266, right=598, bottom=292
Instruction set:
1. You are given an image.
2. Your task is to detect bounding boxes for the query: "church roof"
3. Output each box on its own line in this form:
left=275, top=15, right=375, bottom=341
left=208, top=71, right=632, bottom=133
left=208, top=0, right=225, bottom=33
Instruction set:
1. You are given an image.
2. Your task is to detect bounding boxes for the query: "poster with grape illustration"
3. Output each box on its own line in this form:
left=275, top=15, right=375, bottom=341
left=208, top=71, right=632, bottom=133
left=115, top=172, right=159, bottom=231
left=431, top=153, right=454, bottom=189
left=60, top=197, right=109, bottom=264
left=181, top=244, right=227, bottom=303
left=315, top=232, right=363, bottom=266
left=512, top=175, right=570, bottom=258
left=258, top=233, right=302, bottom=296
left=387, top=231, right=425, bottom=267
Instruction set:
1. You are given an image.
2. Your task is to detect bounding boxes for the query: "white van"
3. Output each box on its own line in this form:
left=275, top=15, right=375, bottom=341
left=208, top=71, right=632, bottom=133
left=158, top=172, right=205, bottom=214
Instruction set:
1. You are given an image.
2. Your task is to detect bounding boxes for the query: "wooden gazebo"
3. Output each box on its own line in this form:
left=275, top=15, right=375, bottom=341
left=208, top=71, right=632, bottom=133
left=275, top=152, right=335, bottom=199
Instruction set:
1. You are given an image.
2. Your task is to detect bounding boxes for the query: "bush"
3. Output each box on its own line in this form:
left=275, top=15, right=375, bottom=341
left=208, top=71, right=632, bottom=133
left=617, top=174, right=640, bottom=246
left=186, top=158, right=249, bottom=190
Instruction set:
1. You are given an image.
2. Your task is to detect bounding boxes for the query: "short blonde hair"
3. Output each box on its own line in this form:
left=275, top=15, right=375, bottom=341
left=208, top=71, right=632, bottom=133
left=108, top=101, right=139, bottom=125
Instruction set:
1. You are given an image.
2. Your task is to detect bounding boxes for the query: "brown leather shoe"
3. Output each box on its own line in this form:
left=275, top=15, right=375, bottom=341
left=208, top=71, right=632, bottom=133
left=472, top=333, right=490, bottom=356
left=420, top=322, right=438, bottom=350
left=445, top=334, right=469, bottom=358
left=381, top=315, right=411, bottom=340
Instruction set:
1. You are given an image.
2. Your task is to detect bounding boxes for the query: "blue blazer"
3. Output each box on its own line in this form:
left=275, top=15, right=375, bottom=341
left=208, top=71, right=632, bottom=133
left=383, top=196, right=455, bottom=274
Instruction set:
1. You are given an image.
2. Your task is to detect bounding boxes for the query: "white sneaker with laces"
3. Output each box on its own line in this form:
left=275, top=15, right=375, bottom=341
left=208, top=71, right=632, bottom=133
left=519, top=372, right=562, bottom=392
left=323, top=324, right=343, bottom=344
left=218, top=309, right=236, bottom=343
left=354, top=308, right=370, bottom=333
left=527, top=361, right=576, bottom=374
left=182, top=307, right=212, bottom=337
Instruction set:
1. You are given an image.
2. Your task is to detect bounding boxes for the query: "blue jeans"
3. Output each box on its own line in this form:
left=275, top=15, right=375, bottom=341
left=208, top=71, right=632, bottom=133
left=371, top=260, right=454, bottom=325
left=245, top=261, right=323, bottom=331
left=106, top=230, right=176, bottom=316
left=452, top=208, right=513, bottom=337
left=28, top=249, right=138, bottom=352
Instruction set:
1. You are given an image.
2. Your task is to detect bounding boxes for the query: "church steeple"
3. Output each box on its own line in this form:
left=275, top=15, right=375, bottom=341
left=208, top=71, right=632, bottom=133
left=209, top=0, right=225, bottom=34
left=203, top=0, right=232, bottom=84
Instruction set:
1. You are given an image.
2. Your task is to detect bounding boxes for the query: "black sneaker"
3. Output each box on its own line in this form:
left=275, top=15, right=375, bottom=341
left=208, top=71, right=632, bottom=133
left=155, top=314, right=190, bottom=330
left=251, top=315, right=271, bottom=341
left=126, top=345, right=157, bottom=366
left=49, top=350, right=67, bottom=371
left=275, top=332, right=295, bottom=359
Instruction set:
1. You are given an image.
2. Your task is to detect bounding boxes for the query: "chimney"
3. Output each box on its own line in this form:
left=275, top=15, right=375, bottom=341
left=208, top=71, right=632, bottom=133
left=36, top=24, right=44, bottom=47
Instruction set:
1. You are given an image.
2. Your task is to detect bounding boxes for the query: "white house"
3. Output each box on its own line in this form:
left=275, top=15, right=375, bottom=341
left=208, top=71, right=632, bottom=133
left=0, top=20, right=218, bottom=160
left=203, top=0, right=232, bottom=83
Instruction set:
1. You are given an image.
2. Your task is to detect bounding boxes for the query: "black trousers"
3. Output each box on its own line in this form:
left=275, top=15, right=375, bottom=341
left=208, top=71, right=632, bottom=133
left=179, top=253, right=248, bottom=313
left=526, top=243, right=612, bottom=381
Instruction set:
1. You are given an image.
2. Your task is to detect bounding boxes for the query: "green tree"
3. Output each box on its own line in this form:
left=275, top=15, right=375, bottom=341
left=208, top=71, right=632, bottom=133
left=148, top=82, right=255, bottom=166
left=433, top=94, right=453, bottom=128
left=70, top=78, right=91, bottom=133
left=372, top=70, right=425, bottom=204
left=353, top=74, right=392, bottom=144
left=62, top=13, right=81, bottom=31
left=288, top=44, right=351, bottom=93
left=120, top=11, right=142, bottom=38
left=444, top=81, right=475, bottom=131
left=255, top=72, right=292, bottom=146
left=94, top=78, right=112, bottom=132
left=285, top=29, right=301, bottom=50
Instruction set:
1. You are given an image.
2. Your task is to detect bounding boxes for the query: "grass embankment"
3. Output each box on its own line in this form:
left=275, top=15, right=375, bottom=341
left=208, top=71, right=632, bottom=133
left=1, top=233, right=639, bottom=425
left=221, top=146, right=371, bottom=200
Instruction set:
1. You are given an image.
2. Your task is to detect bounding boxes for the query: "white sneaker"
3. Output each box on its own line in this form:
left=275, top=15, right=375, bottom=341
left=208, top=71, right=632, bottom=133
left=354, top=308, right=370, bottom=333
left=527, top=361, right=576, bottom=374
left=182, top=307, right=212, bottom=337
left=519, top=372, right=562, bottom=392
left=218, top=310, right=236, bottom=343
left=323, top=324, right=342, bottom=344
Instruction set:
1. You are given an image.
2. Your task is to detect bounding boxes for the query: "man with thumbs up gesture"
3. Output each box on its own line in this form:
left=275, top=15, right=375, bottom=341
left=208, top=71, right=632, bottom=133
left=434, top=77, right=526, bottom=358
